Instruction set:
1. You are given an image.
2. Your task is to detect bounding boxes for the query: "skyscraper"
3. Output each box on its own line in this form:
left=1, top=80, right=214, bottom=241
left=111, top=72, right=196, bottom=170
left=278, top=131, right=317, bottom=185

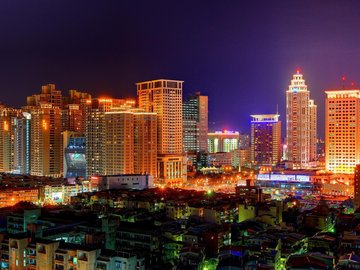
left=250, top=114, right=281, bottom=166
left=286, top=69, right=317, bottom=168
left=183, top=92, right=208, bottom=153
left=325, top=89, right=360, bottom=174
left=137, top=79, right=185, bottom=185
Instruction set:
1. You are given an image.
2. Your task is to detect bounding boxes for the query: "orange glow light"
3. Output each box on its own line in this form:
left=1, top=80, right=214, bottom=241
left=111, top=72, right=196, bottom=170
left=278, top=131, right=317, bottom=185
left=99, top=98, right=113, bottom=103
left=3, top=121, right=9, bottom=131
left=42, top=120, right=48, bottom=130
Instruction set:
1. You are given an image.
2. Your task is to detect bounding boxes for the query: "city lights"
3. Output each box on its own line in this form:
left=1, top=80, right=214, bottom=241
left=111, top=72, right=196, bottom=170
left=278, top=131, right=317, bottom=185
left=0, top=2, right=359, bottom=270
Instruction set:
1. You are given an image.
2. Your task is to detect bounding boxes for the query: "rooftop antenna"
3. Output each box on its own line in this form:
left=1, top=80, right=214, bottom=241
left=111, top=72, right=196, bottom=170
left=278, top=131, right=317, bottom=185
left=276, top=104, right=279, bottom=115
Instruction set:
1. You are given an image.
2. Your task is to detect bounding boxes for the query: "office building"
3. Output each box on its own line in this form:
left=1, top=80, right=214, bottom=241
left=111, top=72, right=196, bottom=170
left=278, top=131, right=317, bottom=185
left=183, top=92, right=208, bottom=153
left=286, top=69, right=317, bottom=168
left=250, top=114, right=281, bottom=166
left=325, top=90, right=360, bottom=174
left=208, top=131, right=239, bottom=153
left=137, top=79, right=185, bottom=185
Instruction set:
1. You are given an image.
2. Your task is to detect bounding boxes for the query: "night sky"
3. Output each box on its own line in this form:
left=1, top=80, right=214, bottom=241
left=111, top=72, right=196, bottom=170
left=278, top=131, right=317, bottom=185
left=1, top=1, right=360, bottom=137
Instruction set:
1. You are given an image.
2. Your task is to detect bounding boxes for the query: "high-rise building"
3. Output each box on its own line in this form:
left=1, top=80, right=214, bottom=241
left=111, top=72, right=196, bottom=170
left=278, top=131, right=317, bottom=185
left=183, top=92, right=208, bottom=153
left=63, top=89, right=92, bottom=134
left=250, top=114, right=281, bottom=166
left=208, top=131, right=239, bottom=153
left=85, top=98, right=114, bottom=177
left=29, top=103, right=62, bottom=177
left=0, top=105, right=21, bottom=173
left=286, top=69, right=317, bottom=168
left=27, top=84, right=62, bottom=108
left=13, top=112, right=31, bottom=174
left=62, top=104, right=83, bottom=132
left=325, top=90, right=360, bottom=174
left=104, top=111, right=134, bottom=175
left=137, top=79, right=185, bottom=185
left=85, top=98, right=137, bottom=177
left=134, top=111, right=157, bottom=177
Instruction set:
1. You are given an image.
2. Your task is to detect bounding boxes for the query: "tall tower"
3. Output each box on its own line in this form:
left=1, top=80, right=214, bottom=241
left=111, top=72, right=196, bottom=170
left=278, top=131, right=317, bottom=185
left=286, top=69, right=317, bottom=168
left=325, top=90, right=360, bottom=174
left=183, top=92, right=208, bottom=153
left=250, top=114, right=281, bottom=166
left=137, top=79, right=184, bottom=185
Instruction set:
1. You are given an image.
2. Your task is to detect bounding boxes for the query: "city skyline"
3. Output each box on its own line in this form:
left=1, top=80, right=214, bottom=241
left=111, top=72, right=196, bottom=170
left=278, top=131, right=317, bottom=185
left=1, top=1, right=360, bottom=135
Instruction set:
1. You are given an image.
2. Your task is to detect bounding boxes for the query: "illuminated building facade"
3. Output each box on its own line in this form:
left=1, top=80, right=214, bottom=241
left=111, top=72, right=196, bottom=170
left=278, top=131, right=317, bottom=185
left=63, top=89, right=92, bottom=134
left=134, top=111, right=157, bottom=177
left=183, top=92, right=208, bottom=153
left=325, top=90, right=360, bottom=174
left=62, top=104, right=83, bottom=132
left=63, top=131, right=86, bottom=179
left=0, top=105, right=21, bottom=173
left=85, top=98, right=136, bottom=177
left=29, top=103, right=62, bottom=177
left=104, top=111, right=134, bottom=175
left=85, top=98, right=113, bottom=177
left=137, top=79, right=185, bottom=185
left=13, top=112, right=31, bottom=174
left=208, top=131, right=239, bottom=153
left=250, top=114, right=281, bottom=166
left=286, top=69, right=317, bottom=168
left=0, top=188, right=39, bottom=208
left=27, top=83, right=62, bottom=108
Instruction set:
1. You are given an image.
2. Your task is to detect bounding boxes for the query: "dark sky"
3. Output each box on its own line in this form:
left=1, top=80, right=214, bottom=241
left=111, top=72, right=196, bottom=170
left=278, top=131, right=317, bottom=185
left=1, top=0, right=360, bottom=137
